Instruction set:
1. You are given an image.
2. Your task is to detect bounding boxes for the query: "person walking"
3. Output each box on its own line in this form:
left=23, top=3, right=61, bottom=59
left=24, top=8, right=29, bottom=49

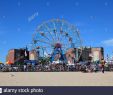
left=101, top=58, right=105, bottom=73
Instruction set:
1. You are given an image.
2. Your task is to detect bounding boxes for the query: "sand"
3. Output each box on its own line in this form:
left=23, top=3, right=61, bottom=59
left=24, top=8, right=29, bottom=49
left=0, top=72, right=113, bottom=86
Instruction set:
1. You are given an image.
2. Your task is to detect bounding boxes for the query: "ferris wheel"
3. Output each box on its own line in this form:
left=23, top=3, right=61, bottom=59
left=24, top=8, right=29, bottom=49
left=32, top=19, right=82, bottom=62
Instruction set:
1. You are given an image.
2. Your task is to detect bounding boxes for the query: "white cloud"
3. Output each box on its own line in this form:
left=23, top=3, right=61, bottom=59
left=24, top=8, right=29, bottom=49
left=102, top=39, right=113, bottom=46
left=28, top=12, right=39, bottom=22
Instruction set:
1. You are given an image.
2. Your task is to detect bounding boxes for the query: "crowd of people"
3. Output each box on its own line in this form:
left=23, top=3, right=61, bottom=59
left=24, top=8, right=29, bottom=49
left=0, top=59, right=112, bottom=73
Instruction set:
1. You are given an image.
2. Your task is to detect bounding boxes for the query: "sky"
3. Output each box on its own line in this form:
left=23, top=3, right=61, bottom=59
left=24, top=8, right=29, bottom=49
left=0, top=0, right=113, bottom=62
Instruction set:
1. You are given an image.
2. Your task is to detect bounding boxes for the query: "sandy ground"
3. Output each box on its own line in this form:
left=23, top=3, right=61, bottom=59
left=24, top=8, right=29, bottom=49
left=0, top=72, right=113, bottom=86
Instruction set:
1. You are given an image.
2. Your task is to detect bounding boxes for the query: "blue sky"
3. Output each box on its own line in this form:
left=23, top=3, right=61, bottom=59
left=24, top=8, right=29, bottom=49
left=0, top=0, right=113, bottom=62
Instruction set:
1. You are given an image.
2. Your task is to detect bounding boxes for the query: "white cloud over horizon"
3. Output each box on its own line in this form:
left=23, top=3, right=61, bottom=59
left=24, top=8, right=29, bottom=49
left=102, top=38, right=113, bottom=46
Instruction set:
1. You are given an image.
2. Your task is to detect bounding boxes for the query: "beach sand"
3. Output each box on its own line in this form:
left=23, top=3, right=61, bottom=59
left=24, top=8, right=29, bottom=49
left=0, top=72, right=113, bottom=86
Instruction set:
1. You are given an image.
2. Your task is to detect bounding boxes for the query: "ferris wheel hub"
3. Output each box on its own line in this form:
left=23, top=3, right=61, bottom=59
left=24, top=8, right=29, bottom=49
left=54, top=43, right=62, bottom=48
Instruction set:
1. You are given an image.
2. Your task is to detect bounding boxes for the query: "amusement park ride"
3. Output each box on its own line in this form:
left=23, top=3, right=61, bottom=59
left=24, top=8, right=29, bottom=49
left=32, top=19, right=82, bottom=65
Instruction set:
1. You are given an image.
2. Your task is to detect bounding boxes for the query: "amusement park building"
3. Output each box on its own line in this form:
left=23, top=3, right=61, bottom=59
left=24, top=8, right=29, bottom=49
left=6, top=49, right=29, bottom=65
left=81, top=47, right=104, bottom=62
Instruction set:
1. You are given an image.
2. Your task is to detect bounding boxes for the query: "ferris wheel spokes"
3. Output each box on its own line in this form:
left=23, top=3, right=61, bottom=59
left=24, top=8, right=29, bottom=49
left=44, top=23, right=55, bottom=42
left=35, top=39, right=53, bottom=46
